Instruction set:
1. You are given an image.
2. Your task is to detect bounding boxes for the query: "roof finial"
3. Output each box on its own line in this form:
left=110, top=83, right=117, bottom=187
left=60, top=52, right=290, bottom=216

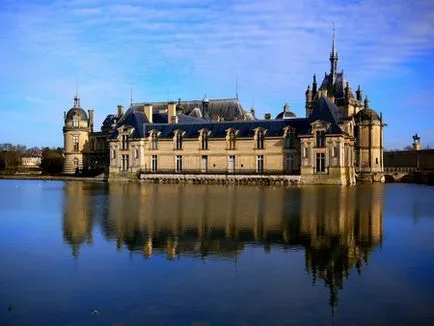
left=330, top=23, right=338, bottom=80
left=130, top=80, right=133, bottom=108
left=235, top=77, right=239, bottom=100
left=73, top=78, right=80, bottom=108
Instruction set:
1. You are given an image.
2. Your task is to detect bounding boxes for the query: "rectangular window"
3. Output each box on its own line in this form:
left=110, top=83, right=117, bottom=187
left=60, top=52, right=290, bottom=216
left=72, top=117, right=79, bottom=127
left=316, top=153, right=325, bottom=172
left=201, top=155, right=208, bottom=173
left=134, top=148, right=139, bottom=159
left=228, top=155, right=235, bottom=173
left=256, top=155, right=264, bottom=173
left=121, top=135, right=129, bottom=150
left=176, top=133, right=183, bottom=150
left=151, top=155, right=158, bottom=172
left=286, top=155, right=293, bottom=173
left=73, top=135, right=79, bottom=151
left=256, top=131, right=265, bottom=149
left=332, top=145, right=337, bottom=157
left=111, top=149, right=116, bottom=160
left=316, top=130, right=325, bottom=148
left=121, top=154, right=129, bottom=172
left=303, top=146, right=308, bottom=158
left=175, top=155, right=182, bottom=173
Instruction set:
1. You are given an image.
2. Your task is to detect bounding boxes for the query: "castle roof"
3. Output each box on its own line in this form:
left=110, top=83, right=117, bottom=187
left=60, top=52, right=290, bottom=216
left=132, top=98, right=253, bottom=121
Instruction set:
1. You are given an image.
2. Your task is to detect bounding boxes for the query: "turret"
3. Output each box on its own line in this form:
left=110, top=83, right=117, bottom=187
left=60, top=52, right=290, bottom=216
left=356, top=85, right=363, bottom=102
left=312, top=74, right=317, bottom=97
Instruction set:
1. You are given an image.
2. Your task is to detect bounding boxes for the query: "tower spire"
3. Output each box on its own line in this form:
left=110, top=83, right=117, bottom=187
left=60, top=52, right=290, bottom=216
left=330, top=23, right=338, bottom=82
left=73, top=79, right=80, bottom=108
left=235, top=77, right=239, bottom=100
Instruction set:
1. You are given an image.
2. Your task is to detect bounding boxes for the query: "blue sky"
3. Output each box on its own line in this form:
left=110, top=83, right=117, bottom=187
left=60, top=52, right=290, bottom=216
left=0, top=0, right=433, bottom=149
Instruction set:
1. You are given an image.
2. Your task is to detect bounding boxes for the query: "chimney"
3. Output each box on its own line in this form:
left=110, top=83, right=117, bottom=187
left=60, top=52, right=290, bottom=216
left=144, top=104, right=153, bottom=123
left=88, top=109, right=94, bottom=132
left=167, top=101, right=177, bottom=123
left=264, top=113, right=271, bottom=120
left=117, top=105, right=124, bottom=118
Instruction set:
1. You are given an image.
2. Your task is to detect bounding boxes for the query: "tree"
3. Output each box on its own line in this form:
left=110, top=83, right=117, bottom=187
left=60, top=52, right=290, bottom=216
left=41, top=149, right=64, bottom=174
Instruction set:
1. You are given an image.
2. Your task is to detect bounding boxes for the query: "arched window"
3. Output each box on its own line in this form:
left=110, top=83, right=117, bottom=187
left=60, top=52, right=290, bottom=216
left=227, top=129, right=237, bottom=150
left=73, top=157, right=79, bottom=167
left=256, top=129, right=265, bottom=149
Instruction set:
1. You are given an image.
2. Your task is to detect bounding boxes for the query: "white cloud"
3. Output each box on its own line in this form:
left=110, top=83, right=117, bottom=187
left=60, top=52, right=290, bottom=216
left=0, top=0, right=433, bottom=147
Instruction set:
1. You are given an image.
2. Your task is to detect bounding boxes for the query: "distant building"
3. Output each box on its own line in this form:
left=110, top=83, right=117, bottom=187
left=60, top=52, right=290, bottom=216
left=62, top=31, right=384, bottom=184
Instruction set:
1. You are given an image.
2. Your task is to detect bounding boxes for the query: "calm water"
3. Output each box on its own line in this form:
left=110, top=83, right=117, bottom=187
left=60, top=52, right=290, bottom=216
left=0, top=181, right=434, bottom=326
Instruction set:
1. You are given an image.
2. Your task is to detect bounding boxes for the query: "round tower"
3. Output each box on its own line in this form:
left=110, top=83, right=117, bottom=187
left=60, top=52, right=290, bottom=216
left=354, top=96, right=384, bottom=183
left=63, top=96, right=90, bottom=174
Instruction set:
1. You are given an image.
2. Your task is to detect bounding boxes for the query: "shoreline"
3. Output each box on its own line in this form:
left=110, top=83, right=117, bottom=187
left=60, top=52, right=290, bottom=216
left=0, top=174, right=107, bottom=182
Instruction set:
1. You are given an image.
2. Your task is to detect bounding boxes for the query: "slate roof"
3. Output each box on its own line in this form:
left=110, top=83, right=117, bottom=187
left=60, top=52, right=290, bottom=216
left=132, top=98, right=251, bottom=121
left=109, top=96, right=345, bottom=140
left=308, top=97, right=343, bottom=135
left=354, top=108, right=380, bottom=122
left=66, top=107, right=88, bottom=121
left=318, top=72, right=355, bottom=100
left=141, top=118, right=311, bottom=139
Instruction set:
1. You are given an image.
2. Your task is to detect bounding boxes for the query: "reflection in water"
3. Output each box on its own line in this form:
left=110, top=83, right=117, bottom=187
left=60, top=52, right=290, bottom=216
left=63, top=182, right=384, bottom=311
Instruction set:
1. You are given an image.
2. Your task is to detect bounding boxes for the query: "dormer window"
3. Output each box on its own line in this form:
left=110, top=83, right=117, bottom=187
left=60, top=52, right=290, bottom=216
left=199, top=129, right=209, bottom=150
left=72, top=115, right=79, bottom=127
left=316, top=130, right=326, bottom=148
left=174, top=130, right=183, bottom=150
left=121, top=134, right=129, bottom=150
left=150, top=132, right=158, bottom=150
left=283, top=127, right=296, bottom=149
left=255, top=129, right=265, bottom=149
left=226, top=129, right=237, bottom=150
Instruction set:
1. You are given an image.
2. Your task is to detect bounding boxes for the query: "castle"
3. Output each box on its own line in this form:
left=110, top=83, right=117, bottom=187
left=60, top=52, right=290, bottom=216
left=63, top=32, right=384, bottom=184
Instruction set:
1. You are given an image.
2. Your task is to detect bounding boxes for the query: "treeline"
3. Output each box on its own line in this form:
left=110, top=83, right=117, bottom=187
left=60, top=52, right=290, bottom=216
left=0, top=143, right=64, bottom=174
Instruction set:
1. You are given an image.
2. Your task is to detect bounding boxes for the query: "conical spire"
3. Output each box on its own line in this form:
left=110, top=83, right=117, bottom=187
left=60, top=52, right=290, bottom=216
left=330, top=24, right=338, bottom=81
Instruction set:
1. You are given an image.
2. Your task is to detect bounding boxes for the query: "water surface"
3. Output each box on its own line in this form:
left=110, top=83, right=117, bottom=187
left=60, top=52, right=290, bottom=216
left=0, top=180, right=433, bottom=325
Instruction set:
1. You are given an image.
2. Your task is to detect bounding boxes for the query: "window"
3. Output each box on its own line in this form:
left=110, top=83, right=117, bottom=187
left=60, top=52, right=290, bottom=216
left=73, top=157, right=79, bottom=167
left=316, top=130, right=325, bottom=148
left=256, top=130, right=265, bottom=149
left=316, top=153, right=325, bottom=172
left=121, top=135, right=129, bottom=150
left=73, top=135, right=79, bottom=151
left=376, top=157, right=379, bottom=165
left=303, top=146, right=308, bottom=158
left=111, top=149, right=116, bottom=160
left=201, top=155, right=208, bottom=173
left=175, top=132, right=183, bottom=150
left=151, top=155, right=158, bottom=172
left=175, top=155, right=182, bottom=173
left=284, top=131, right=295, bottom=149
left=256, top=155, right=264, bottom=173
left=228, top=130, right=236, bottom=150
left=72, top=115, right=79, bottom=127
left=332, top=145, right=337, bottom=157
left=150, top=133, right=158, bottom=150
left=134, top=148, right=139, bottom=159
left=121, top=154, right=129, bottom=172
left=285, top=155, right=293, bottom=173
left=201, top=132, right=208, bottom=150
left=228, top=155, right=235, bottom=173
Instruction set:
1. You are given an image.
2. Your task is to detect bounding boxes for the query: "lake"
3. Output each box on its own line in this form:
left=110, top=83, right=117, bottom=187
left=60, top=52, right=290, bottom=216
left=0, top=180, right=433, bottom=325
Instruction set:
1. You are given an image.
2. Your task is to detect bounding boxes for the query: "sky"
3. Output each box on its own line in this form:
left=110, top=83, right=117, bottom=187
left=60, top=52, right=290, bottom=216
left=0, top=0, right=433, bottom=149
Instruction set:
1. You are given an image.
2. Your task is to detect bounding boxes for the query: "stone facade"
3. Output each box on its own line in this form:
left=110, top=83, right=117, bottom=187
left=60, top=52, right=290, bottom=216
left=62, top=31, right=383, bottom=185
